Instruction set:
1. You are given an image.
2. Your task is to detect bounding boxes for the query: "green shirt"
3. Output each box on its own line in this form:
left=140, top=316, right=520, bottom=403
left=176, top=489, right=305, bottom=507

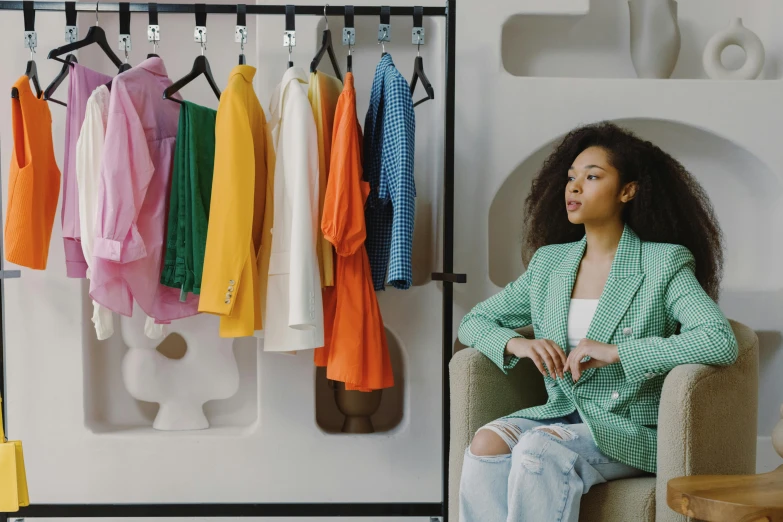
left=161, top=100, right=217, bottom=300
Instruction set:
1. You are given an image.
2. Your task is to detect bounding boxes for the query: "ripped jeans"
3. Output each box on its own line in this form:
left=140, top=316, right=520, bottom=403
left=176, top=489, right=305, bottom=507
left=459, top=411, right=650, bottom=522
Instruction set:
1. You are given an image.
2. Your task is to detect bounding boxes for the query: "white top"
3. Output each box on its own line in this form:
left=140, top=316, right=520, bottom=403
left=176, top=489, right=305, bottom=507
left=76, top=86, right=114, bottom=340
left=76, top=85, right=162, bottom=342
left=567, top=298, right=599, bottom=349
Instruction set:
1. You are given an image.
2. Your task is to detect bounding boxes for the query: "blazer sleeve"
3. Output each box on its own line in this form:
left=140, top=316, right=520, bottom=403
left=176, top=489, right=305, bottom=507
left=617, top=245, right=739, bottom=383
left=457, top=249, right=540, bottom=374
left=199, top=91, right=255, bottom=317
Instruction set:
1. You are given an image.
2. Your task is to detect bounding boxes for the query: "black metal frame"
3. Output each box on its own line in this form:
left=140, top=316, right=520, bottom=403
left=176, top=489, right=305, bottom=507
left=0, top=1, right=462, bottom=519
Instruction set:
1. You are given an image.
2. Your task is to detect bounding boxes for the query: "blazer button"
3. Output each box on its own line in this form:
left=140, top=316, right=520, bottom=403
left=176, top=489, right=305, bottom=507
left=229, top=280, right=235, bottom=286
left=610, top=391, right=619, bottom=400
left=623, top=327, right=633, bottom=336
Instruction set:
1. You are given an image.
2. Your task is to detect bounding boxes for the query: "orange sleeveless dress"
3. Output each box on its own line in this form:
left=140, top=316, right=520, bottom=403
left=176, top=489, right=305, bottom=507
left=5, top=76, right=61, bottom=270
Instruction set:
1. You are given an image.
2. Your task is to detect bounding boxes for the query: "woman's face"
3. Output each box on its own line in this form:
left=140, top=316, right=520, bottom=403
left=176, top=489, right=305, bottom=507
left=565, top=146, right=635, bottom=225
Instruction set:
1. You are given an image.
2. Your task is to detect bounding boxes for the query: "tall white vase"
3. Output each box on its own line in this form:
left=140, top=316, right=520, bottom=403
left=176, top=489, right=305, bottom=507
left=628, top=0, right=681, bottom=79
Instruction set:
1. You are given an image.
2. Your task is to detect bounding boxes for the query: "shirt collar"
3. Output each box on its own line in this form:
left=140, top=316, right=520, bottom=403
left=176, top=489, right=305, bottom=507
left=137, top=56, right=169, bottom=77
left=230, top=65, right=256, bottom=83
left=269, top=66, right=309, bottom=131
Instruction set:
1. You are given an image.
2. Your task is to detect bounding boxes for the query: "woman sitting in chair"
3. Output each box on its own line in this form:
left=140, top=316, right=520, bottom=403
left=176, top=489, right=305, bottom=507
left=457, top=121, right=738, bottom=522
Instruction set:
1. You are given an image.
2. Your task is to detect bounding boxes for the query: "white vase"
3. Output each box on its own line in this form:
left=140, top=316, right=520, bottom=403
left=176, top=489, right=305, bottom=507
left=628, top=0, right=681, bottom=79
left=703, top=18, right=765, bottom=80
left=120, top=305, right=239, bottom=431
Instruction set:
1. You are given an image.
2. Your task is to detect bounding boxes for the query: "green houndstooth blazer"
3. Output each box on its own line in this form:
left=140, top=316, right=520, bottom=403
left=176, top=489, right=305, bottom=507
left=457, top=223, right=738, bottom=473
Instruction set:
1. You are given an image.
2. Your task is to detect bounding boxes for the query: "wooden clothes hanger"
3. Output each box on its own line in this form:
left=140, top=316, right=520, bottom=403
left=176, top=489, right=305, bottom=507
left=310, top=5, right=343, bottom=82
left=162, top=5, right=221, bottom=104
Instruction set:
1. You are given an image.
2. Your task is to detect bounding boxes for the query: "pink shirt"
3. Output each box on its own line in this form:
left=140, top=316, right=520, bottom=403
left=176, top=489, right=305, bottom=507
left=89, top=57, right=199, bottom=321
left=63, top=64, right=112, bottom=278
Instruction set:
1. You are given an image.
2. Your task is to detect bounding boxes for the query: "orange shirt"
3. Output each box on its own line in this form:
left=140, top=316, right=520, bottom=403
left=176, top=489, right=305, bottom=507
left=315, top=73, right=393, bottom=391
left=5, top=76, right=61, bottom=270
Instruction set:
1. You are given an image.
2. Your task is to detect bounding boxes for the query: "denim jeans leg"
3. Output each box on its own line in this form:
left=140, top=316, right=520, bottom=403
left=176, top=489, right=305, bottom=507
left=459, top=416, right=570, bottom=522
left=507, top=423, right=648, bottom=522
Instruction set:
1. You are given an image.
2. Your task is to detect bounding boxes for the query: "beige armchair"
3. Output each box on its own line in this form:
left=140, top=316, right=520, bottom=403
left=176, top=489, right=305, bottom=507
left=449, top=319, right=759, bottom=522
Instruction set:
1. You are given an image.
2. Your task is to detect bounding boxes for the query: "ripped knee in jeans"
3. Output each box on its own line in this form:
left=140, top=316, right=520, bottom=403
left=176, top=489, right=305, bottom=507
left=531, top=424, right=578, bottom=442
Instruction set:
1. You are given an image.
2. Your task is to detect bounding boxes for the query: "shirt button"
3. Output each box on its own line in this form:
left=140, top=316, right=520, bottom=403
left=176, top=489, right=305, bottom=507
left=611, top=391, right=619, bottom=400
left=623, top=327, right=633, bottom=336
left=644, top=372, right=654, bottom=379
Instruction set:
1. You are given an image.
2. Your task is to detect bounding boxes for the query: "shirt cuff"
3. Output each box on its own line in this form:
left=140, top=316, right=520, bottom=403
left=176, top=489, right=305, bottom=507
left=64, top=239, right=88, bottom=278
left=94, top=226, right=147, bottom=263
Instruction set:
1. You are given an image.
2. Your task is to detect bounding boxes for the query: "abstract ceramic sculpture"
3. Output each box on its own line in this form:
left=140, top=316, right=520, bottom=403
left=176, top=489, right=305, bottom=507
left=120, top=307, right=239, bottom=431
left=628, top=0, right=681, bottom=78
left=333, top=381, right=383, bottom=433
left=703, top=18, right=765, bottom=80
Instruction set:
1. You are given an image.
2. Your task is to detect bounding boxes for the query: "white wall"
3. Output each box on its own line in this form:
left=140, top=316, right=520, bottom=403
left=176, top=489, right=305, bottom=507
left=0, top=0, right=781, bottom=514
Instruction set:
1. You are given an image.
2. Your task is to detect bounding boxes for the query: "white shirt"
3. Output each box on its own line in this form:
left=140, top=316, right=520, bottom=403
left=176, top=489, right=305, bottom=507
left=262, top=66, right=324, bottom=353
left=76, top=85, right=162, bottom=341
left=567, top=298, right=599, bottom=349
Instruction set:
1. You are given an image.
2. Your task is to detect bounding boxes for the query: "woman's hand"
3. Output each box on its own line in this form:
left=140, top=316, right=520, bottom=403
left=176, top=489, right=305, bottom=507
left=506, top=337, right=567, bottom=379
left=564, top=339, right=620, bottom=382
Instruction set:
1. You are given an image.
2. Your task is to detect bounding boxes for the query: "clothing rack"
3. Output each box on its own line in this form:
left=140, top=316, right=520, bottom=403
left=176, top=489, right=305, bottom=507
left=0, top=1, right=460, bottom=520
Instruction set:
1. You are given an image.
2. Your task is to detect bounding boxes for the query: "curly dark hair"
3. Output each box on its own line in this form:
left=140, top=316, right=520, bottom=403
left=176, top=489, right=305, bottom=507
left=522, top=121, right=725, bottom=301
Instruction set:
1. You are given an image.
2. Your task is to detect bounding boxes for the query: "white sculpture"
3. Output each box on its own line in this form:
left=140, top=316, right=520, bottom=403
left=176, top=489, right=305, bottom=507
left=120, top=307, right=239, bottom=431
left=703, top=18, right=765, bottom=80
left=628, top=0, right=681, bottom=79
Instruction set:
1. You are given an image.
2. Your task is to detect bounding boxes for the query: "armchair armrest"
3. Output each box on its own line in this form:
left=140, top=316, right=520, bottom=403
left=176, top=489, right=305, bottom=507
left=655, top=319, right=759, bottom=522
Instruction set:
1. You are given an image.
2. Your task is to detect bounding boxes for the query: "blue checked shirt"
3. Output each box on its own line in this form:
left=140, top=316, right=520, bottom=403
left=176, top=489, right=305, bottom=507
left=363, top=53, right=416, bottom=291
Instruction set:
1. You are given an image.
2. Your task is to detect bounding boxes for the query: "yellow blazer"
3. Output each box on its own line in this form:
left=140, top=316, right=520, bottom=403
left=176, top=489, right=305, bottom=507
left=199, top=65, right=269, bottom=337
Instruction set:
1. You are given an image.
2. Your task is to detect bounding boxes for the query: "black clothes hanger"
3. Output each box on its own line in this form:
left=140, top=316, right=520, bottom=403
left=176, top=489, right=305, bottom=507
left=147, top=3, right=160, bottom=58
left=410, top=56, right=434, bottom=107
left=409, top=9, right=434, bottom=108
left=43, top=54, right=77, bottom=106
left=162, top=5, right=221, bottom=104
left=12, top=2, right=41, bottom=100
left=48, top=1, right=123, bottom=69
left=344, top=6, right=355, bottom=73
left=236, top=4, right=247, bottom=65
left=310, top=5, right=343, bottom=81
left=12, top=59, right=42, bottom=100
left=285, top=5, right=295, bottom=69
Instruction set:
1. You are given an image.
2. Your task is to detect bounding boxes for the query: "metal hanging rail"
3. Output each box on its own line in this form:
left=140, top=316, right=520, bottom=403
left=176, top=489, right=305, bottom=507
left=0, top=2, right=446, bottom=15
left=0, top=1, right=459, bottom=520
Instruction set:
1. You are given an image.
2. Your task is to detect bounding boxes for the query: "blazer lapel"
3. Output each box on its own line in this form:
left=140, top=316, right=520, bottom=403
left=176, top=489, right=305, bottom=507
left=578, top=224, right=645, bottom=384
left=544, top=224, right=645, bottom=381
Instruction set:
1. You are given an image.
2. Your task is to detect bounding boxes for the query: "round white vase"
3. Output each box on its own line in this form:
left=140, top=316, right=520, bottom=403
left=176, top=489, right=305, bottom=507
left=628, top=0, right=681, bottom=79
left=703, top=18, right=765, bottom=80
